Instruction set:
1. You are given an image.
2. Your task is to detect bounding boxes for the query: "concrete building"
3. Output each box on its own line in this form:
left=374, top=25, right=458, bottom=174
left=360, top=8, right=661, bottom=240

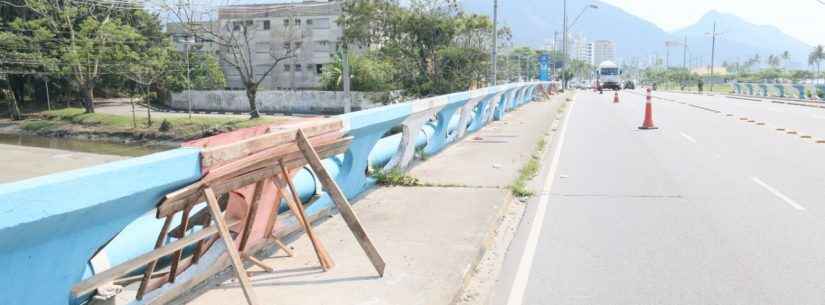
left=591, top=40, right=615, bottom=65
left=214, top=0, right=345, bottom=90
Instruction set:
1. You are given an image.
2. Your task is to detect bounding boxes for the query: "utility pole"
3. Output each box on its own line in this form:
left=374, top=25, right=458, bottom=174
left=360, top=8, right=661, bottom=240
left=342, top=45, right=351, bottom=113
left=185, top=42, right=192, bottom=119
left=710, top=21, right=717, bottom=92
left=491, top=0, right=498, bottom=86
left=562, top=0, right=568, bottom=73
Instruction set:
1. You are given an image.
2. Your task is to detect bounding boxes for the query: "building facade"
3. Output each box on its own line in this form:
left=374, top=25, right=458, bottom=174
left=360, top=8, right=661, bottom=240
left=591, top=40, right=615, bottom=66
left=214, top=1, right=345, bottom=90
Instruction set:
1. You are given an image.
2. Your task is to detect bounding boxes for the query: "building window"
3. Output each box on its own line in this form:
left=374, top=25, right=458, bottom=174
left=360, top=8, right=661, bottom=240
left=232, top=21, right=241, bottom=31
left=294, top=41, right=303, bottom=49
left=263, top=20, right=270, bottom=30
left=245, top=20, right=253, bottom=26
left=283, top=19, right=290, bottom=26
left=315, top=18, right=330, bottom=29
left=307, top=19, right=314, bottom=26
left=283, top=42, right=290, bottom=50
left=295, top=18, right=301, bottom=26
left=316, top=64, right=323, bottom=74
left=284, top=64, right=290, bottom=72
left=295, top=64, right=302, bottom=71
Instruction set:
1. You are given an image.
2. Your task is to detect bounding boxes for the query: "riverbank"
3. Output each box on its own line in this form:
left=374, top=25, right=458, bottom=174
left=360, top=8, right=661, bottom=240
left=0, top=107, right=301, bottom=148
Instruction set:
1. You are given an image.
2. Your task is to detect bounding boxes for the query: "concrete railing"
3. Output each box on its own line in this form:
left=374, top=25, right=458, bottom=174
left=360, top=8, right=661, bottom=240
left=731, top=82, right=823, bottom=100
left=0, top=81, right=553, bottom=305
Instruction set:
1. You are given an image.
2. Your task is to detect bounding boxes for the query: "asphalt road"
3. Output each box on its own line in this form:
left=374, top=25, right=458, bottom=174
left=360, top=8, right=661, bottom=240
left=492, top=90, right=825, bottom=305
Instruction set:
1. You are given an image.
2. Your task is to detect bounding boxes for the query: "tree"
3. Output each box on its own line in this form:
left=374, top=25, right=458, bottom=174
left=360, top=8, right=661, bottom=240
left=320, top=51, right=394, bottom=91
left=15, top=0, right=148, bottom=113
left=781, top=50, right=790, bottom=69
left=809, top=45, right=824, bottom=79
left=161, top=3, right=300, bottom=119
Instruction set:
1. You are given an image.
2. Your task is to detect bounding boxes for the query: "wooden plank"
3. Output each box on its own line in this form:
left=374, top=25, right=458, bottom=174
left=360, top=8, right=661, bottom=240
left=200, top=119, right=343, bottom=169
left=136, top=216, right=173, bottom=300
left=295, top=129, right=386, bottom=277
left=157, top=138, right=351, bottom=218
left=202, top=131, right=343, bottom=185
left=203, top=187, right=260, bottom=305
left=242, top=254, right=274, bottom=273
left=238, top=180, right=265, bottom=251
left=272, top=237, right=294, bottom=257
left=167, top=204, right=192, bottom=283
left=278, top=161, right=334, bottom=270
left=71, top=218, right=241, bottom=297
left=192, top=212, right=212, bottom=264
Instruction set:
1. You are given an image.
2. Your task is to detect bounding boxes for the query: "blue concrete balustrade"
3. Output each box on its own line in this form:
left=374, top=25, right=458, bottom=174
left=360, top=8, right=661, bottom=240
left=0, top=81, right=551, bottom=305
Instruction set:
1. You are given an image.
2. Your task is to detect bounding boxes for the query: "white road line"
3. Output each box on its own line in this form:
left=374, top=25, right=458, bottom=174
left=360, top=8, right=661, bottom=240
left=751, top=177, right=806, bottom=211
left=680, top=132, right=697, bottom=143
left=505, top=100, right=575, bottom=305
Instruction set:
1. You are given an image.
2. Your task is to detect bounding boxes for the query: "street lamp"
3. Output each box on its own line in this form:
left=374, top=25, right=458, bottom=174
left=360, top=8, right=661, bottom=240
left=705, top=21, right=724, bottom=92
left=562, top=2, right=598, bottom=87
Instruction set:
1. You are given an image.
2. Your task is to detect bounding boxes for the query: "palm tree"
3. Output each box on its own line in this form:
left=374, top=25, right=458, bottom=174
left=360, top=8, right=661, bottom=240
left=781, top=50, right=790, bottom=69
left=808, top=45, right=825, bottom=81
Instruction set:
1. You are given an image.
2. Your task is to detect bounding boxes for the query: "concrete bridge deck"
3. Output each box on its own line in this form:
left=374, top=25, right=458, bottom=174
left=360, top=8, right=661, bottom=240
left=162, top=94, right=565, bottom=305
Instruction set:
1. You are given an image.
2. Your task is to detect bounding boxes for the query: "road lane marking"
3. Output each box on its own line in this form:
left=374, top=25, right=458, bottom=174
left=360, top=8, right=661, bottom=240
left=504, top=100, right=575, bottom=305
left=751, top=177, right=806, bottom=211
left=680, top=132, right=697, bottom=143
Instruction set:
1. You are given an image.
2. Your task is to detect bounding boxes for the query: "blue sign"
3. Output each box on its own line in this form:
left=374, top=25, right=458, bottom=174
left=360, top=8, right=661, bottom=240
left=539, top=54, right=551, bottom=81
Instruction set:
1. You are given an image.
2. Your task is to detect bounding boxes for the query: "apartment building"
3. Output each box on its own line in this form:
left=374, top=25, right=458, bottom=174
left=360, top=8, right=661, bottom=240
left=214, top=0, right=346, bottom=90
left=591, top=40, right=616, bottom=66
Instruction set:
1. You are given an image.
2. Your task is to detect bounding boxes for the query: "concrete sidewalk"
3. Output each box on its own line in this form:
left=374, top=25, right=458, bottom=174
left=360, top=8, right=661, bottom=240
left=180, top=96, right=564, bottom=305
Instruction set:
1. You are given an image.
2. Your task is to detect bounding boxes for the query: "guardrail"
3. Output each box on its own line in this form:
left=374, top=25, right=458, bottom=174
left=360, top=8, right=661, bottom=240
left=0, top=81, right=553, bottom=305
left=731, top=82, right=823, bottom=100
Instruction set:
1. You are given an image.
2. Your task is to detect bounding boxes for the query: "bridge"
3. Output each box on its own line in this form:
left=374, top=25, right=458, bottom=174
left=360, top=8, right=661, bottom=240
left=7, top=84, right=825, bottom=305
left=0, top=82, right=550, bottom=305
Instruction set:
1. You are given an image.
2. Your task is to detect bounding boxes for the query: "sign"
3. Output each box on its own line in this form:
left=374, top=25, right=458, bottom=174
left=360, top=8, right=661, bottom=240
left=539, top=54, right=551, bottom=81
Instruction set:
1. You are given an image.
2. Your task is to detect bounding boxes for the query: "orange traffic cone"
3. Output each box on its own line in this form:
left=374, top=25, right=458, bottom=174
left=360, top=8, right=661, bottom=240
left=613, top=92, right=619, bottom=103
left=638, top=88, right=658, bottom=130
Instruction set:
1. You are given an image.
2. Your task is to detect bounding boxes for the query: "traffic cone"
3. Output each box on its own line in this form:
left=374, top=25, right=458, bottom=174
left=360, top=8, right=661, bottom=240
left=613, top=92, right=619, bottom=103
left=638, top=88, right=658, bottom=130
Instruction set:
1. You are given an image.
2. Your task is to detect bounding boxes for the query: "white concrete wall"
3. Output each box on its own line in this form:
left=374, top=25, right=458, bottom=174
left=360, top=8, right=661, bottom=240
left=168, top=90, right=393, bottom=114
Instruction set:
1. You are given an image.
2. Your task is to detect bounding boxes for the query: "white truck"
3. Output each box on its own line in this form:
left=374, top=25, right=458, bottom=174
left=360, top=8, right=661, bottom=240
left=596, top=60, right=622, bottom=91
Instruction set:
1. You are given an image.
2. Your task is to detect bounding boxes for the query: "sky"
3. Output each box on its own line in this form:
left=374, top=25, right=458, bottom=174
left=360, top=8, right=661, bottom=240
left=600, top=0, right=825, bottom=46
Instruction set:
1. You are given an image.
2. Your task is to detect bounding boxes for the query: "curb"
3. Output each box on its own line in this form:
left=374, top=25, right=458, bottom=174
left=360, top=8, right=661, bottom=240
left=451, top=93, right=571, bottom=305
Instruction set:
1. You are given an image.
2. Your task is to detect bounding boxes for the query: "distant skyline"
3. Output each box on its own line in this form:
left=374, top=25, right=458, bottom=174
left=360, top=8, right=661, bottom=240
left=600, top=0, right=825, bottom=46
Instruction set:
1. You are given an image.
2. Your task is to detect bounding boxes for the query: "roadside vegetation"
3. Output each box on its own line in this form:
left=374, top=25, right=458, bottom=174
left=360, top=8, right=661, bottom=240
left=510, top=137, right=546, bottom=197
left=18, top=107, right=278, bottom=142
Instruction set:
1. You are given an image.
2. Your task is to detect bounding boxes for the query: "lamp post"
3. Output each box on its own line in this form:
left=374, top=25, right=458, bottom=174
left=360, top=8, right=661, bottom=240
left=705, top=21, right=722, bottom=92
left=491, top=0, right=498, bottom=86
left=562, top=3, right=598, bottom=87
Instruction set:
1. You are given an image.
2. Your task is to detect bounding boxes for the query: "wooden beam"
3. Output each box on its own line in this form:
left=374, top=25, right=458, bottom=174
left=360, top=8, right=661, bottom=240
left=242, top=254, right=274, bottom=273
left=200, top=119, right=343, bottom=169
left=204, top=187, right=260, bottom=305
left=239, top=180, right=265, bottom=251
left=167, top=204, right=193, bottom=283
left=71, top=218, right=241, bottom=297
left=157, top=138, right=351, bottom=218
left=272, top=237, right=294, bottom=257
left=202, top=131, right=343, bottom=185
left=278, top=160, right=334, bottom=270
left=136, top=216, right=173, bottom=300
left=295, top=129, right=386, bottom=277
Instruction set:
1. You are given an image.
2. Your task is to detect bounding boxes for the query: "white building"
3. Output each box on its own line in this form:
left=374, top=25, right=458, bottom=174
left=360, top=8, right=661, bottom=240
left=215, top=0, right=346, bottom=90
left=571, top=34, right=591, bottom=63
left=591, top=40, right=616, bottom=65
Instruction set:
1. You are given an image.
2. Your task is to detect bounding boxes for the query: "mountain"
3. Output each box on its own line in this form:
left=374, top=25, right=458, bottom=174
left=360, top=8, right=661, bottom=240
left=460, top=1, right=812, bottom=68
left=671, top=10, right=811, bottom=68
left=460, top=0, right=671, bottom=60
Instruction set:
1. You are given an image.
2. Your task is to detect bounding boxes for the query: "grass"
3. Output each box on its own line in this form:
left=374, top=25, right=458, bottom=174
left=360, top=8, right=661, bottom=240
left=657, top=82, right=733, bottom=94
left=372, top=169, right=421, bottom=187
left=509, top=137, right=547, bottom=197
left=26, top=107, right=278, bottom=140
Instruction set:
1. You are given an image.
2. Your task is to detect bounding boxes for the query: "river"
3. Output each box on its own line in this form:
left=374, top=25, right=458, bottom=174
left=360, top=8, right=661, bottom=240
left=0, top=134, right=172, bottom=183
